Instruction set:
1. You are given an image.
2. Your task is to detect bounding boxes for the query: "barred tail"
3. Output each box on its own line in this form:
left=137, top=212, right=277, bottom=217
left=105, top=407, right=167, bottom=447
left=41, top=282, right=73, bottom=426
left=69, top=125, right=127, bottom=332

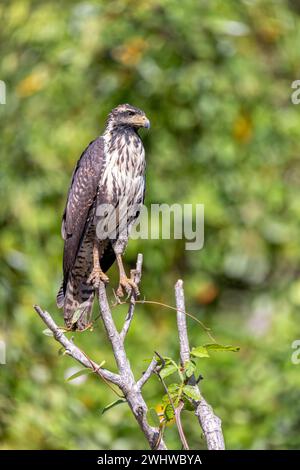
left=56, top=238, right=114, bottom=331
left=57, top=273, right=94, bottom=331
left=56, top=281, right=65, bottom=309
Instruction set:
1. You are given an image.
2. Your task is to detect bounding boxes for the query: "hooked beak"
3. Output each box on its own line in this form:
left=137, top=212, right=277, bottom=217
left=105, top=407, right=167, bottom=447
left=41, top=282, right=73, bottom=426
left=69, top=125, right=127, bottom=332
left=134, top=115, right=150, bottom=129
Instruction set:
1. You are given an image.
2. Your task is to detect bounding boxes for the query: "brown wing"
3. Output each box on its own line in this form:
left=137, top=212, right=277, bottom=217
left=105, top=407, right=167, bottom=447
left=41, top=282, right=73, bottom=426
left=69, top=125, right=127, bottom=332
left=61, top=136, right=106, bottom=283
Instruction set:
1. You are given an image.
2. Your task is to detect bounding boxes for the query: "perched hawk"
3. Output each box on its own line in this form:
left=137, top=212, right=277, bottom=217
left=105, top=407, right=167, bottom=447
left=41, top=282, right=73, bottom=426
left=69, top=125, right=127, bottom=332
left=57, top=104, right=150, bottom=330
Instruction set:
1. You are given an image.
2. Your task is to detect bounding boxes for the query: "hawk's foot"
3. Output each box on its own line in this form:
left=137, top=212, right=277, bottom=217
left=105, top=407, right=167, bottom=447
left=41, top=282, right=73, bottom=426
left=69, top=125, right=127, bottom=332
left=87, top=268, right=109, bottom=288
left=116, top=275, right=140, bottom=298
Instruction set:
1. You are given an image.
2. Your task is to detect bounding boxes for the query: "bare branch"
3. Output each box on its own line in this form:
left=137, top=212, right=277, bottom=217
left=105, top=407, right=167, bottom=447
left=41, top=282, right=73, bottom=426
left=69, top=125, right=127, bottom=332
left=35, top=285, right=167, bottom=451
left=97, top=278, right=167, bottom=450
left=137, top=356, right=157, bottom=390
left=175, top=280, right=190, bottom=364
left=120, top=253, right=143, bottom=342
left=33, top=305, right=122, bottom=387
left=174, top=279, right=225, bottom=450
left=175, top=401, right=189, bottom=450
left=97, top=282, right=131, bottom=378
left=195, top=397, right=225, bottom=451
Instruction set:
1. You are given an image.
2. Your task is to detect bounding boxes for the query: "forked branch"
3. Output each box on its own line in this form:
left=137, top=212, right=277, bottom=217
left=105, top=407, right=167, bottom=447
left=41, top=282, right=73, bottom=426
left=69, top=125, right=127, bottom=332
left=34, top=255, right=225, bottom=450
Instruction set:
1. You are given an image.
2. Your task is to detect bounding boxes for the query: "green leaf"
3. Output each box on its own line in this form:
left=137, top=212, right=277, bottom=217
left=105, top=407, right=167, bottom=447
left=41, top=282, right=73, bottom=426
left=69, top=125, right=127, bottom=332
left=66, top=368, right=93, bottom=382
left=167, top=383, right=180, bottom=394
left=160, top=363, right=178, bottom=379
left=183, top=385, right=201, bottom=401
left=190, top=346, right=210, bottom=358
left=184, top=360, right=196, bottom=378
left=147, top=408, right=160, bottom=427
left=42, top=329, right=53, bottom=337
left=156, top=356, right=177, bottom=367
left=162, top=383, right=180, bottom=407
left=101, top=399, right=126, bottom=415
left=58, top=347, right=67, bottom=356
left=66, top=361, right=106, bottom=382
left=183, top=395, right=195, bottom=411
left=203, top=343, right=240, bottom=352
left=71, top=308, right=82, bottom=325
left=164, top=403, right=175, bottom=421
left=162, top=393, right=170, bottom=405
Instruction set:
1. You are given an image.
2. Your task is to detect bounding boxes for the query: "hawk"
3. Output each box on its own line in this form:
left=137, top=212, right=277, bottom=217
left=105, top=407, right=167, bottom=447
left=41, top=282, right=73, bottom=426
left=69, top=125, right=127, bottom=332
left=56, top=104, right=150, bottom=330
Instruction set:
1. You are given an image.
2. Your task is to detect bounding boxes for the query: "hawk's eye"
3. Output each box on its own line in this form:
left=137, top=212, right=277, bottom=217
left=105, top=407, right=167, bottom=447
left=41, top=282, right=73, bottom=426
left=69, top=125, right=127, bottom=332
left=127, top=111, right=135, bottom=116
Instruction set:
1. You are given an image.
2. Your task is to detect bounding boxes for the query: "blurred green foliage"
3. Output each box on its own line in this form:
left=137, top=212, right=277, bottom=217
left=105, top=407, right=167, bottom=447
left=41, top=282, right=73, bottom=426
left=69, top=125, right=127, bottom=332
left=1, top=0, right=300, bottom=450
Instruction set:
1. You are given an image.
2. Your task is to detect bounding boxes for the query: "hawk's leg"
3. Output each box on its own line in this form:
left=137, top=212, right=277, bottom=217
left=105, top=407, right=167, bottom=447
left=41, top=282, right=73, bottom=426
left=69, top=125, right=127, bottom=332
left=87, top=241, right=109, bottom=288
left=115, top=253, right=139, bottom=298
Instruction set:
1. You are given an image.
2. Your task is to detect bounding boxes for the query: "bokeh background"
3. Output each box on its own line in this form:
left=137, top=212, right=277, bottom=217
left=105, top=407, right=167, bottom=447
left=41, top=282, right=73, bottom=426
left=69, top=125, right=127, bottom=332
left=1, top=0, right=300, bottom=450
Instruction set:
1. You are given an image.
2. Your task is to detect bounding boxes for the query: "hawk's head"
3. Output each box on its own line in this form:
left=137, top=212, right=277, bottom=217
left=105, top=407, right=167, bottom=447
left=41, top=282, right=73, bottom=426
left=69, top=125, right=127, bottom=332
left=107, top=104, right=150, bottom=130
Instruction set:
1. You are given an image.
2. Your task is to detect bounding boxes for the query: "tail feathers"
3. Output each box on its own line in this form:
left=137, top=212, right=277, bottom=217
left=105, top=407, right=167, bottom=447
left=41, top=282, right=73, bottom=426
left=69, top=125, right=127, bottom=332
left=58, top=274, right=95, bottom=331
left=56, top=281, right=65, bottom=309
